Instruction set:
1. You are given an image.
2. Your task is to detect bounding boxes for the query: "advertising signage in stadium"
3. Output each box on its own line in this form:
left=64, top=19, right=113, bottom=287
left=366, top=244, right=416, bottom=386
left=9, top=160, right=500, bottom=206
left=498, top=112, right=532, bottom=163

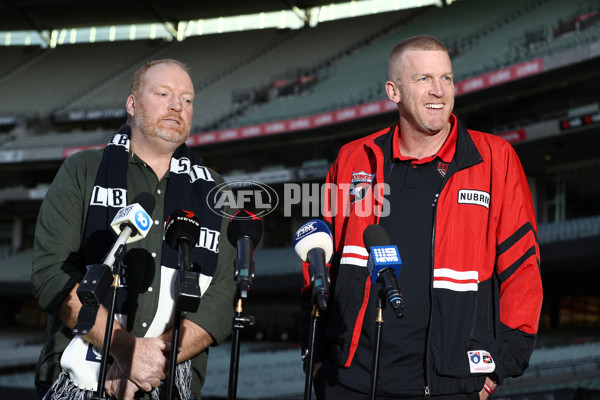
left=559, top=111, right=600, bottom=131
left=53, top=108, right=127, bottom=123
left=189, top=99, right=399, bottom=147
left=455, top=58, right=543, bottom=96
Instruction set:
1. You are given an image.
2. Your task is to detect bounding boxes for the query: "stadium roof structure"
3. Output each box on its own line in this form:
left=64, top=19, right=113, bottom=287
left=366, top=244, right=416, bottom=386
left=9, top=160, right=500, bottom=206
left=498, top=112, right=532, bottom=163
left=0, top=0, right=353, bottom=30
left=0, top=0, right=443, bottom=47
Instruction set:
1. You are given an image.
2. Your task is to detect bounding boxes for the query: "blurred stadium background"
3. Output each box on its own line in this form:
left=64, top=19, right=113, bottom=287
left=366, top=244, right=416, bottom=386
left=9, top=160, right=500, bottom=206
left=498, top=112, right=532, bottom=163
left=1, top=0, right=600, bottom=398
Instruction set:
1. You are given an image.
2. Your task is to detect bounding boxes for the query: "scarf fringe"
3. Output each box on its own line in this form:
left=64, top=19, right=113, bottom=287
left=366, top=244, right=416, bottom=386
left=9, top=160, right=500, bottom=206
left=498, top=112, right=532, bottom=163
left=44, top=360, right=192, bottom=400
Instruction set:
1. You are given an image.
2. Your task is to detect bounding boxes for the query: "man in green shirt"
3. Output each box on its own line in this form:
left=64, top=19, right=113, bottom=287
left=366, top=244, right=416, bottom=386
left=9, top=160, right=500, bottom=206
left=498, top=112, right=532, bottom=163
left=32, top=59, right=236, bottom=400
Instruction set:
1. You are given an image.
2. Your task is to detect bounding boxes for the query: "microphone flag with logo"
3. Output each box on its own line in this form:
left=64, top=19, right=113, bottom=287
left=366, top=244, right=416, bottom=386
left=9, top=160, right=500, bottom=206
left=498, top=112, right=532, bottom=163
left=102, top=191, right=155, bottom=268
left=164, top=209, right=203, bottom=313
left=363, top=224, right=404, bottom=318
left=165, top=209, right=202, bottom=255
left=294, top=219, right=333, bottom=311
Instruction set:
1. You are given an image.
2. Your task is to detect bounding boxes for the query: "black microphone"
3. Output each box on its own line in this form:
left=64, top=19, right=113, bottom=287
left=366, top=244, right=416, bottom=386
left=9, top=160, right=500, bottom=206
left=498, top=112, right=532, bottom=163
left=165, top=209, right=202, bottom=312
left=227, top=209, right=263, bottom=298
left=165, top=209, right=202, bottom=271
left=293, top=219, right=333, bottom=311
left=363, top=225, right=404, bottom=318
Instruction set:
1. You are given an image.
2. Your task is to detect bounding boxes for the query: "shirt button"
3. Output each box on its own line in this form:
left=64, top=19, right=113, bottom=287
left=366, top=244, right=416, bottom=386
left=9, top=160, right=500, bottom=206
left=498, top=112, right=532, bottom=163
left=142, top=322, right=148, bottom=328
left=152, top=252, right=157, bottom=258
left=157, top=189, right=162, bottom=194
left=148, top=287, right=153, bottom=292
left=155, top=220, right=160, bottom=225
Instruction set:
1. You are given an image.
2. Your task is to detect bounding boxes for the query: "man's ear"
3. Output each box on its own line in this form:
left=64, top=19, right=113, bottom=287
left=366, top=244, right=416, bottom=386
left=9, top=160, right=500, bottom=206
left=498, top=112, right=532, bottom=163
left=385, top=81, right=400, bottom=104
left=126, top=94, right=135, bottom=118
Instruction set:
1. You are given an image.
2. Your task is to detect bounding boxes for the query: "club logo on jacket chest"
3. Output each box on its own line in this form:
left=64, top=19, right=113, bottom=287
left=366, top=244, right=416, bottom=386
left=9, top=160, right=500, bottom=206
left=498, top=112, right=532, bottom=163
left=350, top=171, right=375, bottom=204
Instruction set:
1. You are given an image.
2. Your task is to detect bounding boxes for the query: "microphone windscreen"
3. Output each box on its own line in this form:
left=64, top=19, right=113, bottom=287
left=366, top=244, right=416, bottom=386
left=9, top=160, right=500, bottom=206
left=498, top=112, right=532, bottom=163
left=293, top=219, right=333, bottom=263
left=164, top=209, right=201, bottom=249
left=227, top=209, right=263, bottom=247
left=131, top=192, right=156, bottom=215
left=363, top=224, right=390, bottom=251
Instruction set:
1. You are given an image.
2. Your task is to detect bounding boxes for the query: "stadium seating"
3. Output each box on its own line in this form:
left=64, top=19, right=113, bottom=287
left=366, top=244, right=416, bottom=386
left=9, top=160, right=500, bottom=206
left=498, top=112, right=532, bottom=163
left=59, top=29, right=286, bottom=113
left=0, top=40, right=172, bottom=118
left=1, top=128, right=112, bottom=150
left=537, top=215, right=600, bottom=243
left=226, top=0, right=600, bottom=129
left=1, top=0, right=599, bottom=146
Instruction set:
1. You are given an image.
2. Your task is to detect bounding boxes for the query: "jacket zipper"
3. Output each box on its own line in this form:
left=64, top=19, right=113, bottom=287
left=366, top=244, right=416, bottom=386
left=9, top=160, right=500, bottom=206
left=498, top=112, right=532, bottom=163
left=425, top=171, right=449, bottom=397
left=424, top=200, right=436, bottom=398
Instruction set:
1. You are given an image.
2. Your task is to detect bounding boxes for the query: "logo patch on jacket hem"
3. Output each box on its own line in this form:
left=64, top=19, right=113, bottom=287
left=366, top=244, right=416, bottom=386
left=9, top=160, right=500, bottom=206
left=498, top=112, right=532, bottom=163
left=467, top=350, right=495, bottom=373
left=350, top=171, right=375, bottom=204
left=458, top=189, right=490, bottom=208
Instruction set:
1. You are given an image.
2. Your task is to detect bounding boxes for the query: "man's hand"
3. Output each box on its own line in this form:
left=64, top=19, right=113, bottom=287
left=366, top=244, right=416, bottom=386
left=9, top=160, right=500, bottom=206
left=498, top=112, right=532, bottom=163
left=112, top=334, right=170, bottom=392
left=105, top=363, right=139, bottom=400
left=479, top=377, right=498, bottom=399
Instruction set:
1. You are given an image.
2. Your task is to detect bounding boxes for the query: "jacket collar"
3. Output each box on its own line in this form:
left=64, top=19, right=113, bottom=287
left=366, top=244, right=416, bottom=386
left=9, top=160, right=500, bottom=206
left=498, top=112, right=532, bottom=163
left=371, top=113, right=482, bottom=178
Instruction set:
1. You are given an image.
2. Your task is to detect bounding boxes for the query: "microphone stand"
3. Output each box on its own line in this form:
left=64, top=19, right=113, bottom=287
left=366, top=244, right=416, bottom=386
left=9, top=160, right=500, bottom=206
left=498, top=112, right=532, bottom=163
left=369, top=294, right=385, bottom=400
left=166, top=240, right=202, bottom=400
left=303, top=304, right=320, bottom=400
left=228, top=238, right=255, bottom=400
left=88, top=247, right=126, bottom=400
left=303, top=250, right=328, bottom=400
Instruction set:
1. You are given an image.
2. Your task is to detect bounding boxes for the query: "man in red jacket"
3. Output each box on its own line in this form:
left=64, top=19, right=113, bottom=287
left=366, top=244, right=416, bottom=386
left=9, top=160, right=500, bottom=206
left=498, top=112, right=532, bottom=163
left=300, top=35, right=542, bottom=399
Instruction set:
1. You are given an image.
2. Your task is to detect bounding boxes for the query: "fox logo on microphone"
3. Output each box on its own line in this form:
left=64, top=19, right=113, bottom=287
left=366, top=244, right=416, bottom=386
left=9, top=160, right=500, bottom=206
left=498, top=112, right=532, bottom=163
left=295, top=221, right=318, bottom=241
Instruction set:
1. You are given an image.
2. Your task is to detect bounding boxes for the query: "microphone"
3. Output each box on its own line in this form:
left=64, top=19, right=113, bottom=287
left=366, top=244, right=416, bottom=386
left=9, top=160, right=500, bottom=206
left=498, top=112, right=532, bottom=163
left=294, top=219, right=333, bottom=311
left=73, top=192, right=155, bottom=334
left=165, top=209, right=202, bottom=312
left=165, top=209, right=202, bottom=271
left=103, top=192, right=156, bottom=268
left=363, top=225, right=404, bottom=318
left=227, top=209, right=263, bottom=298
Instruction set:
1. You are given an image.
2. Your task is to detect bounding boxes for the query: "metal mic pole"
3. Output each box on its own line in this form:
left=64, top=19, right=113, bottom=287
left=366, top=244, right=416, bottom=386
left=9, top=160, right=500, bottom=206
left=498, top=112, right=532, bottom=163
left=370, top=294, right=384, bottom=400
left=227, top=298, right=250, bottom=400
left=303, top=304, right=319, bottom=400
left=166, top=304, right=182, bottom=400
left=167, top=239, right=201, bottom=400
left=228, top=237, right=255, bottom=400
left=90, top=247, right=125, bottom=400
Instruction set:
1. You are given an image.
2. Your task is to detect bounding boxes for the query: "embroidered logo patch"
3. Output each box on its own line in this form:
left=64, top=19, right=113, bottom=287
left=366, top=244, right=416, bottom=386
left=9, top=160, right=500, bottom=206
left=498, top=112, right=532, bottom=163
left=437, top=162, right=449, bottom=178
left=458, top=189, right=490, bottom=209
left=350, top=171, right=375, bottom=204
left=467, top=350, right=495, bottom=373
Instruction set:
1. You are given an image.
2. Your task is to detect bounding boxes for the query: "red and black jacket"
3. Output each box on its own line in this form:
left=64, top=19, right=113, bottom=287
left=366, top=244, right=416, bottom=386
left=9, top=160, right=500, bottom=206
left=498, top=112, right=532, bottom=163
left=300, top=114, right=542, bottom=395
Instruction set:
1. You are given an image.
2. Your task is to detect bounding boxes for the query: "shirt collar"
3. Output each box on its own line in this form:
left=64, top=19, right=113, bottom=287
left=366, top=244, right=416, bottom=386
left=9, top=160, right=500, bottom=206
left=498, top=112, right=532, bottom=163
left=392, top=113, right=457, bottom=164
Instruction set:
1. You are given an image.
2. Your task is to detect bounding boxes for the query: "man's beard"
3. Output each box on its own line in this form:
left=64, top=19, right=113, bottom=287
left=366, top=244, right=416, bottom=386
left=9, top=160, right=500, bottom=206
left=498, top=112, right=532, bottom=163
left=136, top=106, right=189, bottom=144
